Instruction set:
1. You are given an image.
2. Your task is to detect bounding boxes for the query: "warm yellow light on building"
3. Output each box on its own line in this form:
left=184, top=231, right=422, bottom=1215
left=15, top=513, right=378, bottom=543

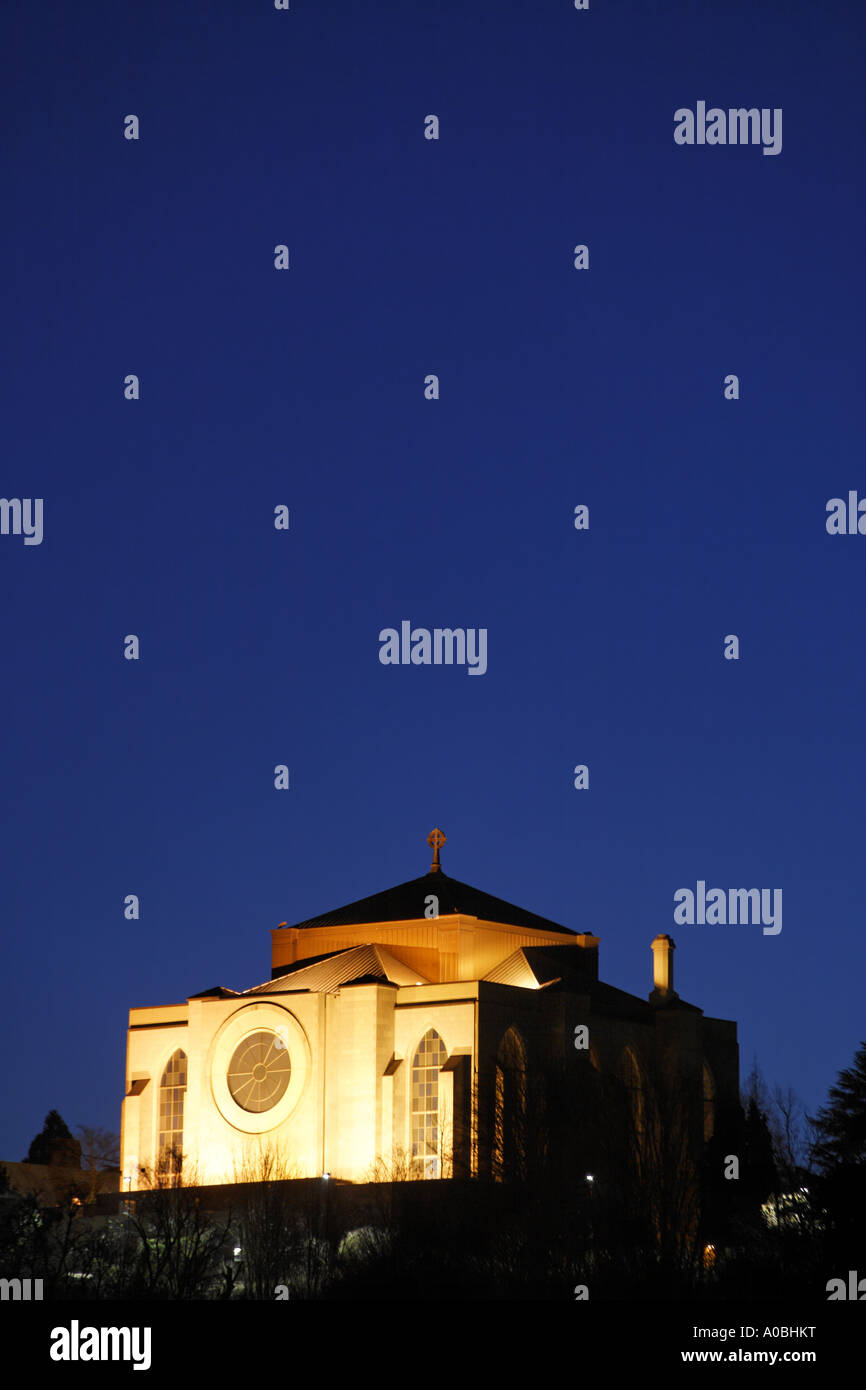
left=120, top=830, right=739, bottom=1193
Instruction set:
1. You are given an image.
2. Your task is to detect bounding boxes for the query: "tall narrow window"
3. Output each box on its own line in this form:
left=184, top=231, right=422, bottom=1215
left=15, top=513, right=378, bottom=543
left=411, top=1030, right=447, bottom=1177
left=158, top=1049, right=187, bottom=1176
left=702, top=1063, right=716, bottom=1143
left=493, top=1027, right=527, bottom=1181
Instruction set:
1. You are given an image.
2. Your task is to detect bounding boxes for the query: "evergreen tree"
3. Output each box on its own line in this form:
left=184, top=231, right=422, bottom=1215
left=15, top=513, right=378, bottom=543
left=811, top=1041, right=866, bottom=1171
left=810, top=1041, right=866, bottom=1258
left=23, top=1110, right=81, bottom=1167
left=742, top=1095, right=777, bottom=1206
left=740, top=1063, right=777, bottom=1205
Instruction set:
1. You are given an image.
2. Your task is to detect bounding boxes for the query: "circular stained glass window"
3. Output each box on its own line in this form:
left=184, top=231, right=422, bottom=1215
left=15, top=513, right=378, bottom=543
left=227, top=1031, right=291, bottom=1113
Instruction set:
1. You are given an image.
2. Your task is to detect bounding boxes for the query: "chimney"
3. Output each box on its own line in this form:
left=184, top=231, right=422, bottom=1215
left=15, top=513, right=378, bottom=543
left=650, top=934, right=677, bottom=1002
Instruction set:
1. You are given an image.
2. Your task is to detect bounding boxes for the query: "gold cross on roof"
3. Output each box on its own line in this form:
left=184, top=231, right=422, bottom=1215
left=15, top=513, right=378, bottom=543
left=427, top=827, right=446, bottom=874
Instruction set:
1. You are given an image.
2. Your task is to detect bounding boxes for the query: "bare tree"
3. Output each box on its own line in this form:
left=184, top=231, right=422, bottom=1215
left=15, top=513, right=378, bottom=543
left=770, top=1087, right=814, bottom=1180
left=75, top=1125, right=120, bottom=1170
left=127, top=1150, right=233, bottom=1299
left=231, top=1141, right=303, bottom=1299
left=742, top=1060, right=818, bottom=1231
left=75, top=1125, right=120, bottom=1202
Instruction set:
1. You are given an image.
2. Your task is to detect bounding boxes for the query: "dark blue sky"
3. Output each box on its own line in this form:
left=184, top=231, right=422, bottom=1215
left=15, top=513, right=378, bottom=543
left=2, top=0, right=864, bottom=1160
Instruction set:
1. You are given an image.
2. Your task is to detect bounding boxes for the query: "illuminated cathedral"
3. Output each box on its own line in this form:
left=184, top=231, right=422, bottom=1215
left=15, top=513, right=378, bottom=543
left=120, top=831, right=738, bottom=1189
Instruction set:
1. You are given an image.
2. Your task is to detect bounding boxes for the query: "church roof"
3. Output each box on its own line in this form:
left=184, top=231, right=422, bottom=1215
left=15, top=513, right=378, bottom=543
left=484, top=945, right=587, bottom=989
left=483, top=947, right=702, bottom=1014
left=280, top=870, right=572, bottom=937
left=248, top=943, right=429, bottom=994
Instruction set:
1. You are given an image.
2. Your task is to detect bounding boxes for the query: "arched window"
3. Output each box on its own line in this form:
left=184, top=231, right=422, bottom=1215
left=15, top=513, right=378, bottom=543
left=493, top=1027, right=527, bottom=1181
left=158, top=1049, right=187, bottom=1176
left=411, top=1030, right=447, bottom=1177
left=702, top=1063, right=716, bottom=1143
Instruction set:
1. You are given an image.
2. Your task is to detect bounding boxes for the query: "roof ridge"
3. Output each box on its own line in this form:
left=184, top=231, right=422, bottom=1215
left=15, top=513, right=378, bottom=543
left=279, top=871, right=572, bottom=936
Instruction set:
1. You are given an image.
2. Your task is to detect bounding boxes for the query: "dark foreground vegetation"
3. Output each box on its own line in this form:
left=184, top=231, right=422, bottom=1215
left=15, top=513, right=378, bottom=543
left=2, top=1044, right=863, bottom=1300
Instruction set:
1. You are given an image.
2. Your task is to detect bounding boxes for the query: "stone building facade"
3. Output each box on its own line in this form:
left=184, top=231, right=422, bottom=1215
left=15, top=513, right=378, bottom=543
left=120, top=833, right=738, bottom=1191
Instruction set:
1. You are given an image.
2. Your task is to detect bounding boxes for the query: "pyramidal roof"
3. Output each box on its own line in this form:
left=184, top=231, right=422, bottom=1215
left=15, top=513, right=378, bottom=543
left=282, top=870, right=572, bottom=937
left=249, top=943, right=430, bottom=995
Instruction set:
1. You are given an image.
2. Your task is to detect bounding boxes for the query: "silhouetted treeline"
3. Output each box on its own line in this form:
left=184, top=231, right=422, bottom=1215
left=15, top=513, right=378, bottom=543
left=1, top=1042, right=861, bottom=1299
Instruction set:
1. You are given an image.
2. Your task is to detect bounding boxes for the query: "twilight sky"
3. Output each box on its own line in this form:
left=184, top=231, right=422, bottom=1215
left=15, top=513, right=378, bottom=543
left=1, top=0, right=864, bottom=1160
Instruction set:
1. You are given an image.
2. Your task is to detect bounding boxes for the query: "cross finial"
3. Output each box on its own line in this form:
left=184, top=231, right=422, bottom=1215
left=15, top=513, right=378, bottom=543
left=427, top=827, right=446, bottom=874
